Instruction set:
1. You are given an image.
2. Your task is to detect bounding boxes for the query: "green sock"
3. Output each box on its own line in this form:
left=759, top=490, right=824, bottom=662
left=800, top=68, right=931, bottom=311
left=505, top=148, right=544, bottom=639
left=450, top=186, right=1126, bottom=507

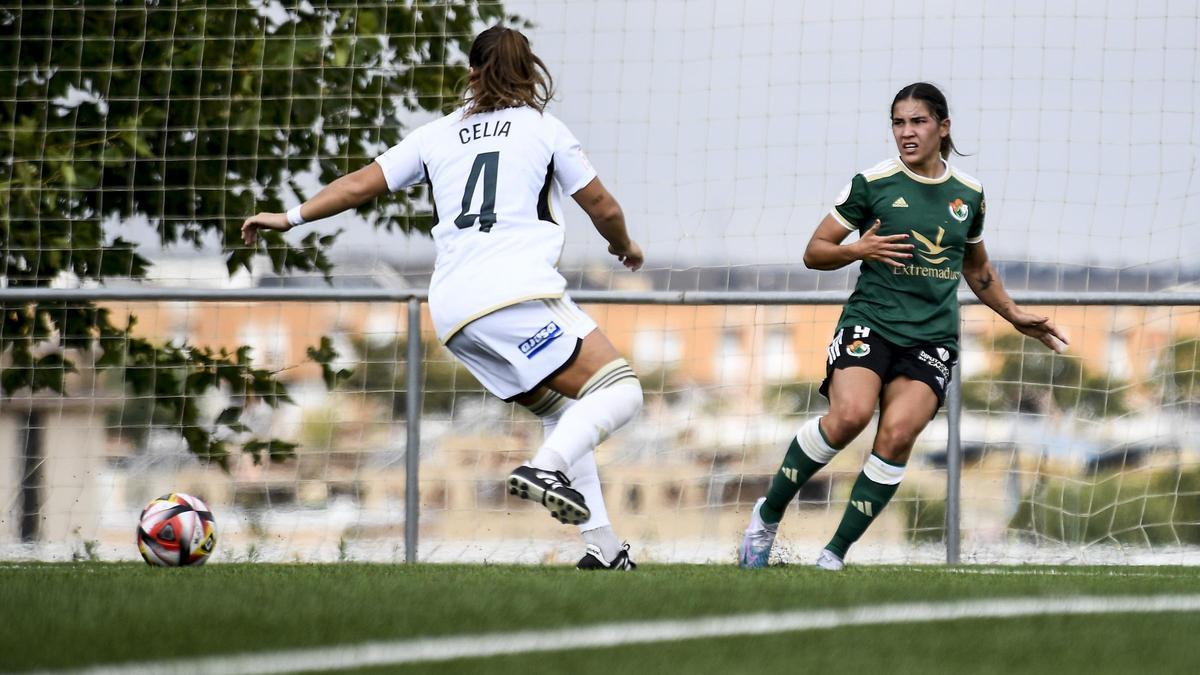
left=759, top=419, right=840, bottom=525
left=825, top=454, right=904, bottom=558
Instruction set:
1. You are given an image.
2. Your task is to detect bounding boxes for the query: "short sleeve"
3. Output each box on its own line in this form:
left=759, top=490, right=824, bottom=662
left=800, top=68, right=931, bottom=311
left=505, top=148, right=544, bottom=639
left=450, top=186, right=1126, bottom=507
left=549, top=117, right=597, bottom=195
left=966, top=192, right=985, bottom=243
left=829, top=173, right=870, bottom=231
left=374, top=127, right=426, bottom=192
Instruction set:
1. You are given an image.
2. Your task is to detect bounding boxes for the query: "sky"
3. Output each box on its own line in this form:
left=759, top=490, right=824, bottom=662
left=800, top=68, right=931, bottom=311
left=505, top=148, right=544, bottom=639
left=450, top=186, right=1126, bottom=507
left=136, top=0, right=1200, bottom=276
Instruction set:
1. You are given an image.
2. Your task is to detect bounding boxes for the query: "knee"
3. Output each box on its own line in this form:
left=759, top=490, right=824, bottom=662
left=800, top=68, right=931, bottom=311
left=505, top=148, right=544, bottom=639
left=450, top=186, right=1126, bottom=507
left=822, top=405, right=874, bottom=446
left=874, top=422, right=918, bottom=463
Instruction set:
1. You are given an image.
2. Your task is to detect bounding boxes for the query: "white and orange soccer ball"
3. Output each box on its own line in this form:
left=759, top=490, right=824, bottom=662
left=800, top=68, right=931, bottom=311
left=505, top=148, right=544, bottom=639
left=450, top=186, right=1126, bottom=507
left=136, top=493, right=217, bottom=566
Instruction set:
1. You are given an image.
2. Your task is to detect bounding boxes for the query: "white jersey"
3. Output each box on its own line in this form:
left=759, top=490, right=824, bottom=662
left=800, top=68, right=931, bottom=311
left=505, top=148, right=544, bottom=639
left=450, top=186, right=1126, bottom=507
left=375, top=106, right=597, bottom=342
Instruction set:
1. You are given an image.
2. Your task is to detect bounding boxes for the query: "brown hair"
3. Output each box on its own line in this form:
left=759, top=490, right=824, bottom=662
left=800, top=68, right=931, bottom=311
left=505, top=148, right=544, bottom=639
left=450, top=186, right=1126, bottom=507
left=463, top=26, right=554, bottom=117
left=891, top=82, right=963, bottom=159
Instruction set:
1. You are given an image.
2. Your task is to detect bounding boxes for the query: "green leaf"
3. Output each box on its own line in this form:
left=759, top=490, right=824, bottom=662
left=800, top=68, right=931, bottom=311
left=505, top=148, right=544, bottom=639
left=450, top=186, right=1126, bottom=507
left=0, top=0, right=522, bottom=465
left=215, top=406, right=243, bottom=427
left=306, top=336, right=354, bottom=389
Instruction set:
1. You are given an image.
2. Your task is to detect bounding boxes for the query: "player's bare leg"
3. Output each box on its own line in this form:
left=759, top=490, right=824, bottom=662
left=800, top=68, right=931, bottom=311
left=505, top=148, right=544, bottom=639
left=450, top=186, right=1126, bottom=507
left=821, top=376, right=937, bottom=569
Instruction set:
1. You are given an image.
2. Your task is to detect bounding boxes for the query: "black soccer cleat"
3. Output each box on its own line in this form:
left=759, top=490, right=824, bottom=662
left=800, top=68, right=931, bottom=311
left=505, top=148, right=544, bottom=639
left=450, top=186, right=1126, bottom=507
left=507, top=465, right=591, bottom=525
left=576, top=543, right=637, bottom=571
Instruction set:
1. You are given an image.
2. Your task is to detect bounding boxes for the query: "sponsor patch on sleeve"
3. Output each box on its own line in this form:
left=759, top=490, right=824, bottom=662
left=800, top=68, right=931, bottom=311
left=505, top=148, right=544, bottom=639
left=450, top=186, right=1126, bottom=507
left=519, top=321, right=563, bottom=358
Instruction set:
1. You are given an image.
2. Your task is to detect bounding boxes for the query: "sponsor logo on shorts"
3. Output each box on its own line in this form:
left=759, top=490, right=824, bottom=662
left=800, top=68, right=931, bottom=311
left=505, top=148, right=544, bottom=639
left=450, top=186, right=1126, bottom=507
left=936, top=347, right=950, bottom=361
left=918, top=350, right=950, bottom=379
left=519, top=321, right=563, bottom=358
left=847, top=340, right=871, bottom=357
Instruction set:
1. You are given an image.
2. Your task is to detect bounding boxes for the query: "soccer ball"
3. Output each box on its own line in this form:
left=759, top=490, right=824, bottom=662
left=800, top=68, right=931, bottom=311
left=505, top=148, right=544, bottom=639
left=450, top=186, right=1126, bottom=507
left=136, top=493, right=217, bottom=566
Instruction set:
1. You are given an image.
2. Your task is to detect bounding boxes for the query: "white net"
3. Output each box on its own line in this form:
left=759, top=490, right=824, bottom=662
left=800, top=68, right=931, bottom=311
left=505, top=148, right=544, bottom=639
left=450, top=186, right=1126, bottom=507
left=1, top=1, right=1198, bottom=564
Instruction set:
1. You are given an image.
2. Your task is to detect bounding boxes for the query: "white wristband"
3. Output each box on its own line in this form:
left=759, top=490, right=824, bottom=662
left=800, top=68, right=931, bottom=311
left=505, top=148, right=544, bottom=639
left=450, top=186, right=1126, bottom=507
left=286, top=205, right=306, bottom=227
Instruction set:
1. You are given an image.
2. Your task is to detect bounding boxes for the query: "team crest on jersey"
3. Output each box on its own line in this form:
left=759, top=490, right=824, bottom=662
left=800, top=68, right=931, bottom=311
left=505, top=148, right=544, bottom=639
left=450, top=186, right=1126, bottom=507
left=948, top=198, right=970, bottom=222
left=846, top=340, right=871, bottom=357
left=519, top=322, right=563, bottom=358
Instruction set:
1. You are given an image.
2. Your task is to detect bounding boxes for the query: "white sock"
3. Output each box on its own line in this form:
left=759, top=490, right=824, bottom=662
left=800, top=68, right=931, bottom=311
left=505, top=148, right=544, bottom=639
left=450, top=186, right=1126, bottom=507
left=582, top=526, right=622, bottom=562
left=569, top=449, right=611, bottom=531
left=538, top=381, right=642, bottom=468
left=530, top=446, right=571, bottom=475
left=529, top=394, right=572, bottom=474
left=529, top=394, right=620, bottom=551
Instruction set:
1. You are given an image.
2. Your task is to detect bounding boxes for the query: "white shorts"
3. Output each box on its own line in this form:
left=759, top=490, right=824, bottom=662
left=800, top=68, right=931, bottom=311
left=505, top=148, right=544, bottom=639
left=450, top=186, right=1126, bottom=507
left=445, top=295, right=598, bottom=400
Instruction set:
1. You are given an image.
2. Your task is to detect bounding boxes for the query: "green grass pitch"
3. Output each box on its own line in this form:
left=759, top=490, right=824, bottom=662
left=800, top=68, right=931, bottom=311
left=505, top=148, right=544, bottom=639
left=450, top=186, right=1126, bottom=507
left=2, top=563, right=1199, bottom=673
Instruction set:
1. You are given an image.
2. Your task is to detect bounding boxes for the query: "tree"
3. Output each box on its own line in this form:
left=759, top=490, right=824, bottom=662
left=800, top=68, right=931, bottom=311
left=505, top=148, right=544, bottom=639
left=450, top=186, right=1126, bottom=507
left=343, top=335, right=484, bottom=416
left=0, top=1, right=514, bottom=465
left=962, top=333, right=1128, bottom=418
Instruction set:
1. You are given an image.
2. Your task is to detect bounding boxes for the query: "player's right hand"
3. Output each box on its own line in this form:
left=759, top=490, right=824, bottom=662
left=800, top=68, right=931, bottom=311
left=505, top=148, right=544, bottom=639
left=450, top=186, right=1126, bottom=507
left=241, top=212, right=292, bottom=246
left=609, top=240, right=644, bottom=271
left=854, top=220, right=913, bottom=268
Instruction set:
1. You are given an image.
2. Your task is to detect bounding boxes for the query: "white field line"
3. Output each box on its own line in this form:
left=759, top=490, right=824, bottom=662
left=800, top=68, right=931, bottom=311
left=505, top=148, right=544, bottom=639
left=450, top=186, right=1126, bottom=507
left=919, top=567, right=1200, bottom=579
left=34, top=594, right=1200, bottom=675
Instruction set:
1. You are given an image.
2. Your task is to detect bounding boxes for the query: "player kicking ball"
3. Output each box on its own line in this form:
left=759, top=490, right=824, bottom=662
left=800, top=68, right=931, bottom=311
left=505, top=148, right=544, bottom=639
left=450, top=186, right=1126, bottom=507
left=243, top=26, right=643, bottom=571
left=739, top=82, right=1067, bottom=570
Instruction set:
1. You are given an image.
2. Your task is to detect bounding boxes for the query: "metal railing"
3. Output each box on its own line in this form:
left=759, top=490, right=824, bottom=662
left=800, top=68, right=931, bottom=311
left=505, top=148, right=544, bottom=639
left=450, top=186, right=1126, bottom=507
left=4, top=286, right=1199, bottom=563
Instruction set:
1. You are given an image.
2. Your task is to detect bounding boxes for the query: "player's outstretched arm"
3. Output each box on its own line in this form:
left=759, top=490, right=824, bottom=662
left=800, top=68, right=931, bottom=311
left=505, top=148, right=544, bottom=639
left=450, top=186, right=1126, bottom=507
left=241, top=163, right=390, bottom=245
left=963, top=241, right=1069, bottom=353
left=572, top=177, right=643, bottom=271
left=803, top=216, right=913, bottom=270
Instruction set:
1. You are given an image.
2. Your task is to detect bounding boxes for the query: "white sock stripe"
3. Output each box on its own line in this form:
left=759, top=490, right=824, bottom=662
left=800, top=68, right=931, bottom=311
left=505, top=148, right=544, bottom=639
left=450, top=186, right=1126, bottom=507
left=584, top=368, right=637, bottom=393
left=579, top=360, right=625, bottom=394
left=582, top=374, right=638, bottom=398
left=525, top=389, right=565, bottom=416
left=796, top=418, right=839, bottom=464
left=579, top=361, right=638, bottom=397
left=863, top=453, right=905, bottom=485
left=529, top=393, right=567, bottom=417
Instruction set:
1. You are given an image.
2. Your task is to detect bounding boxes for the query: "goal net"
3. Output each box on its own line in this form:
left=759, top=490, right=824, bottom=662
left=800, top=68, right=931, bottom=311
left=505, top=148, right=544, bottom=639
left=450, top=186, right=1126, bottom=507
left=1, top=1, right=1198, bottom=565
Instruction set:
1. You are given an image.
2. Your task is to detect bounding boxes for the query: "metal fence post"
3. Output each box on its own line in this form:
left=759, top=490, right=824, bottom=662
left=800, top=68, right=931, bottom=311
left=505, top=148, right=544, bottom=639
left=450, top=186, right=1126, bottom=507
left=405, top=297, right=422, bottom=563
left=946, top=361, right=963, bottom=565
left=20, top=410, right=42, bottom=542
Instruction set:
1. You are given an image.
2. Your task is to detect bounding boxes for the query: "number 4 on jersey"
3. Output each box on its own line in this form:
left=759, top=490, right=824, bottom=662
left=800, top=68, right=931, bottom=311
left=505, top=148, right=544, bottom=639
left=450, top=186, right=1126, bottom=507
left=455, top=152, right=499, bottom=232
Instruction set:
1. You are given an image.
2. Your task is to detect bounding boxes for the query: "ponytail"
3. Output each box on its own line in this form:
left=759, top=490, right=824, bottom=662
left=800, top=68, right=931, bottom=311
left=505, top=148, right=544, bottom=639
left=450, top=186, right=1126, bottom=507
left=464, top=26, right=554, bottom=116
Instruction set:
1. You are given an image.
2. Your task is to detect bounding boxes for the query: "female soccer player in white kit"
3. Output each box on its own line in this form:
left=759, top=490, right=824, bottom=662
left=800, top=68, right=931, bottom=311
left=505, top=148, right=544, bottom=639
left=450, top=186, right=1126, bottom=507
left=242, top=26, right=645, bottom=570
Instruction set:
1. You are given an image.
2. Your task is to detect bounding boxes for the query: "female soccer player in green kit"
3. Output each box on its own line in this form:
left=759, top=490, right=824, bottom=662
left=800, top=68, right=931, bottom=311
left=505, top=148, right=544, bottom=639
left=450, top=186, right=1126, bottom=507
left=739, top=82, right=1069, bottom=570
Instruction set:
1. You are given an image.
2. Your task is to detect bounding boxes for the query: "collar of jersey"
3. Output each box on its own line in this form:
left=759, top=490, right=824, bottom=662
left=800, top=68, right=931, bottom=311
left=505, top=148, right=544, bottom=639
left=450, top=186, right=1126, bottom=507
left=896, top=156, right=951, bottom=185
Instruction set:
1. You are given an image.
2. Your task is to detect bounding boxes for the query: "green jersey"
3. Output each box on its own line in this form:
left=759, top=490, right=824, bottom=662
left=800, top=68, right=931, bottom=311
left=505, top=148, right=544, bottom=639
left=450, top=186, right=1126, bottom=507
left=829, top=157, right=985, bottom=351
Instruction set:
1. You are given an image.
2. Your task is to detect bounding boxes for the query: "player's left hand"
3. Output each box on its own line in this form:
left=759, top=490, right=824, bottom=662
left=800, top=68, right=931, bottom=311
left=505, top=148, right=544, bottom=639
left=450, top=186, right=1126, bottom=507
left=609, top=240, right=644, bottom=271
left=241, top=212, right=292, bottom=246
left=1010, top=309, right=1069, bottom=353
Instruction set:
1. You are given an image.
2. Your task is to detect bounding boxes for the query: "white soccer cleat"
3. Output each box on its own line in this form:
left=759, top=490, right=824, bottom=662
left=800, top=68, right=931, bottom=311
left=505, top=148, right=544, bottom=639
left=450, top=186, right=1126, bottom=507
left=738, top=497, right=778, bottom=569
left=815, top=548, right=844, bottom=571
